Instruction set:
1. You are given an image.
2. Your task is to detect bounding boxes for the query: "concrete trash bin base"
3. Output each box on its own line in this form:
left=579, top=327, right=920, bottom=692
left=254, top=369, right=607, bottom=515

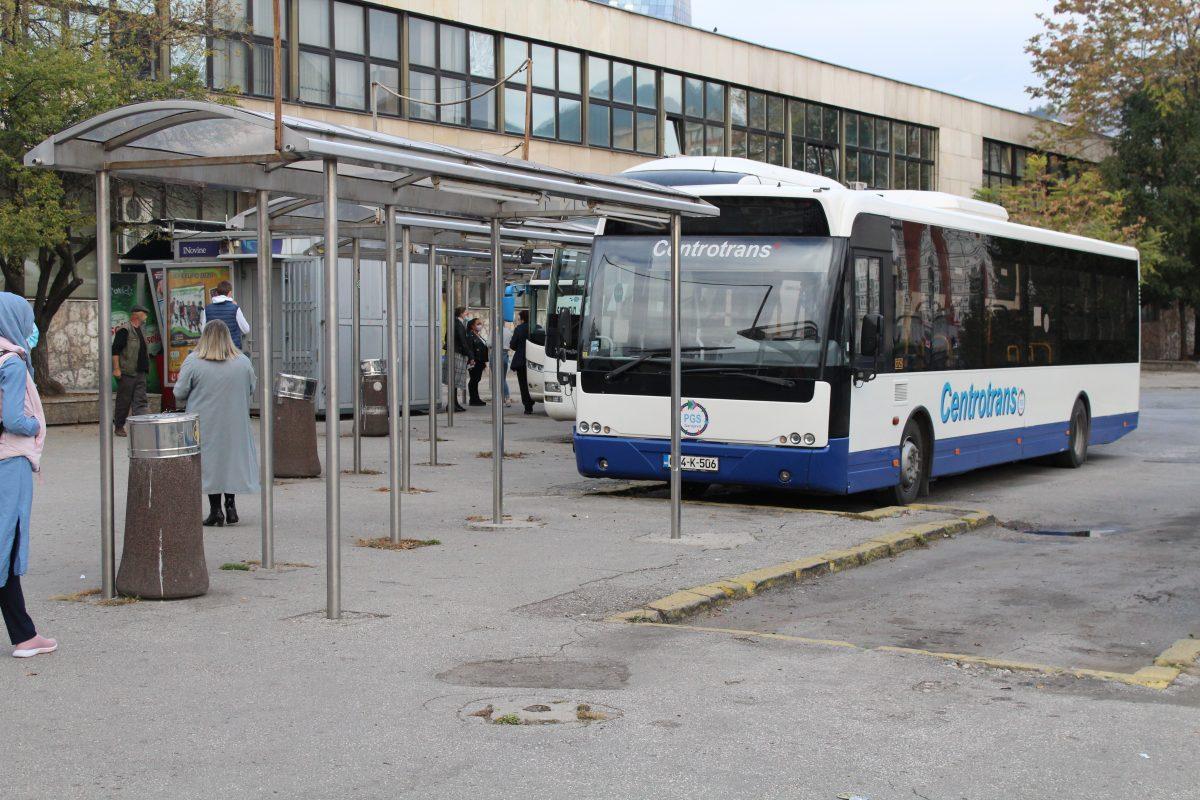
left=117, top=413, right=208, bottom=599
left=273, top=374, right=321, bottom=478
left=360, top=359, right=388, bottom=437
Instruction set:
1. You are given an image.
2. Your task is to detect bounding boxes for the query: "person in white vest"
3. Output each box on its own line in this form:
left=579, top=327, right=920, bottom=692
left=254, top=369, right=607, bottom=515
left=199, top=280, right=250, bottom=351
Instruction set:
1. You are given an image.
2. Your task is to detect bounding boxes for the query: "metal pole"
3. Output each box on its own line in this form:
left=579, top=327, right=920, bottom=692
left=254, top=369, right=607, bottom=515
left=323, top=159, right=342, bottom=619
left=401, top=226, right=412, bottom=489
left=96, top=170, right=115, bottom=599
left=272, top=0, right=282, bottom=151
left=351, top=237, right=361, bottom=473
left=522, top=59, right=532, bottom=160
left=427, top=245, right=439, bottom=464
left=385, top=208, right=401, bottom=543
left=490, top=221, right=504, bottom=523
left=256, top=189, right=275, bottom=569
left=445, top=264, right=454, bottom=428
left=669, top=213, right=682, bottom=540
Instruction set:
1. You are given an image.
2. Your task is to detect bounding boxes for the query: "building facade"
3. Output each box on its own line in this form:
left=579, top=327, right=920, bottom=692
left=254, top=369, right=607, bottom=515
left=205, top=0, right=1045, bottom=199
left=590, top=0, right=692, bottom=24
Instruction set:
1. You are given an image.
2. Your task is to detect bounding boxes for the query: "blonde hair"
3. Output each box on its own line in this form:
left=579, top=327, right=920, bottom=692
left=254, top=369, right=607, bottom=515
left=193, top=320, right=241, bottom=361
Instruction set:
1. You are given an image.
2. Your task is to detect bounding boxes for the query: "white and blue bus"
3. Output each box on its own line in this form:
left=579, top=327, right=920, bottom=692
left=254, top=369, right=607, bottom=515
left=570, top=158, right=1139, bottom=504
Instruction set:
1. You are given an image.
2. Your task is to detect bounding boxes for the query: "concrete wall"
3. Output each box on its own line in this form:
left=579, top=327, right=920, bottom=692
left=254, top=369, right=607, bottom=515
left=47, top=298, right=100, bottom=392
left=242, top=0, right=1044, bottom=197
left=1142, top=305, right=1196, bottom=361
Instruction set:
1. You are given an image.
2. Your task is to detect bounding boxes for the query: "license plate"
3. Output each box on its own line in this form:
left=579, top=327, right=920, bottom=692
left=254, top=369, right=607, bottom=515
left=662, top=454, right=719, bottom=472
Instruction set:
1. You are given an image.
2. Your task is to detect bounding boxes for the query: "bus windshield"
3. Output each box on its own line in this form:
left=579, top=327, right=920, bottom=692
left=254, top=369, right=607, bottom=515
left=581, top=235, right=841, bottom=371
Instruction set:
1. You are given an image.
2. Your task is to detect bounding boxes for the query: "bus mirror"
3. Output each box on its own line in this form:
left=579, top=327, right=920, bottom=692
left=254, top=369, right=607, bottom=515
left=860, top=313, right=883, bottom=358
left=557, top=309, right=577, bottom=352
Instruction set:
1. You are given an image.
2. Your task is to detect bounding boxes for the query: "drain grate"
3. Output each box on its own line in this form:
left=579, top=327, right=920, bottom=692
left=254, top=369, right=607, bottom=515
left=1000, top=520, right=1121, bottom=538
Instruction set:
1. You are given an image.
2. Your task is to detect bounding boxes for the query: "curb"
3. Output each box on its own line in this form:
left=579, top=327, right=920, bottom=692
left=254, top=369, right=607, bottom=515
left=608, top=509, right=995, bottom=624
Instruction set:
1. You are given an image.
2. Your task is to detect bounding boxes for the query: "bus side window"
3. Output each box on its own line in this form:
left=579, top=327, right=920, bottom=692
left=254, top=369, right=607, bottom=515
left=892, top=222, right=927, bottom=371
left=853, top=255, right=880, bottom=354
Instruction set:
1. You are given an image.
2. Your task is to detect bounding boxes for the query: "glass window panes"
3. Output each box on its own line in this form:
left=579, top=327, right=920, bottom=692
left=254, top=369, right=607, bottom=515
left=789, top=101, right=804, bottom=135
left=908, top=160, right=920, bottom=189
left=875, top=155, right=890, bottom=187
left=875, top=119, right=890, bottom=152
left=685, top=121, right=704, bottom=155
left=845, top=153, right=858, bottom=182
left=298, top=50, right=329, bottom=103
left=662, top=72, right=682, bottom=114
left=684, top=78, right=702, bottom=117
left=408, top=70, right=436, bottom=120
left=503, top=86, right=525, bottom=133
left=921, top=163, right=932, bottom=189
left=371, top=63, right=399, bottom=115
left=921, top=129, right=932, bottom=159
left=335, top=57, right=365, bottom=108
left=440, top=76, right=466, bottom=124
left=858, top=116, right=873, bottom=150
left=469, top=31, right=494, bottom=78
left=368, top=9, right=397, bottom=60
left=408, top=17, right=435, bottom=67
left=909, top=126, right=921, bottom=156
left=504, top=37, right=527, bottom=76
left=531, top=43, right=555, bottom=89
left=469, top=80, right=494, bottom=129
left=333, top=2, right=362, bottom=53
left=636, top=66, right=656, bottom=108
left=749, top=132, right=765, bottom=161
left=612, top=107, right=634, bottom=149
left=748, top=92, right=765, bottom=129
left=705, top=83, right=724, bottom=122
left=213, top=39, right=247, bottom=90
left=705, top=124, right=723, bottom=156
left=252, top=43, right=284, bottom=96
left=664, top=121, right=681, bottom=155
left=823, top=108, right=838, bottom=142
left=531, top=92, right=555, bottom=137
left=588, top=103, right=610, bottom=147
left=637, top=112, right=656, bottom=153
left=730, top=88, right=748, bottom=126
left=731, top=128, right=747, bottom=157
left=806, top=104, right=822, bottom=139
left=558, top=50, right=580, bottom=94
left=298, top=0, right=328, bottom=47
left=559, top=98, right=581, bottom=142
left=893, top=123, right=907, bottom=155
left=844, top=113, right=858, bottom=147
left=767, top=137, right=783, bottom=165
left=767, top=95, right=785, bottom=133
left=440, top=24, right=466, bottom=72
left=612, top=61, right=633, bottom=104
left=252, top=0, right=286, bottom=34
left=858, top=151, right=873, bottom=185
left=588, top=56, right=610, bottom=99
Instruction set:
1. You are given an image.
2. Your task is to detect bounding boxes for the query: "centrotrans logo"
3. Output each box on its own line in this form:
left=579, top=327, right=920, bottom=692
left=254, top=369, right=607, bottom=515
left=652, top=239, right=775, bottom=259
left=940, top=381, right=1026, bottom=423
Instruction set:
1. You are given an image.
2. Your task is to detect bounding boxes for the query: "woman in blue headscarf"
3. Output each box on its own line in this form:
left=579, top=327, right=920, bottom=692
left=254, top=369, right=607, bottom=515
left=0, top=292, right=56, bottom=658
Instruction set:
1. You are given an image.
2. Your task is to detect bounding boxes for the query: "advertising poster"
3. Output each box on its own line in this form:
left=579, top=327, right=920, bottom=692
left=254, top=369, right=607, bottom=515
left=110, top=273, right=163, bottom=393
left=163, top=264, right=233, bottom=384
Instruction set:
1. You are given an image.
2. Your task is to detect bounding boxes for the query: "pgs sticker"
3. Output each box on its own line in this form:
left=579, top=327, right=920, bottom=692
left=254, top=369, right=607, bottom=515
left=680, top=400, right=710, bottom=436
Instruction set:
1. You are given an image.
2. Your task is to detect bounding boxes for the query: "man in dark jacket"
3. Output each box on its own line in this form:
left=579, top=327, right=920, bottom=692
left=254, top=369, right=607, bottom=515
left=445, top=306, right=473, bottom=412
left=509, top=310, right=535, bottom=415
left=112, top=305, right=151, bottom=436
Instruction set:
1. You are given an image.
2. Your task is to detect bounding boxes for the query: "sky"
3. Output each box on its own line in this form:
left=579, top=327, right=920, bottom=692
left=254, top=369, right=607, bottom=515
left=689, top=0, right=1052, bottom=113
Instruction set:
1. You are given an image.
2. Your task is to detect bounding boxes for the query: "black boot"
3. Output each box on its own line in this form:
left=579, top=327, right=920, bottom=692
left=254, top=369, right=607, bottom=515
left=224, top=494, right=239, bottom=525
left=203, top=494, right=224, bottom=527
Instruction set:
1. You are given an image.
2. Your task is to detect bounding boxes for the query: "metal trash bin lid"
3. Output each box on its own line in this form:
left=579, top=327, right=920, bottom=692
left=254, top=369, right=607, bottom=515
left=274, top=373, right=318, bottom=400
left=127, top=413, right=200, bottom=459
left=360, top=358, right=386, bottom=377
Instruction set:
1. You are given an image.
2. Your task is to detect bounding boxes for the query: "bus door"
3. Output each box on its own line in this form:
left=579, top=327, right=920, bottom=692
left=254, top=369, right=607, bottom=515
left=849, top=248, right=893, bottom=378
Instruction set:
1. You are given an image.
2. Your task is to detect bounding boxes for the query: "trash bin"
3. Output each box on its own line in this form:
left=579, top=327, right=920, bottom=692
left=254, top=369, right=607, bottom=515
left=116, top=413, right=208, bottom=599
left=360, top=358, right=389, bottom=437
left=272, top=373, right=321, bottom=478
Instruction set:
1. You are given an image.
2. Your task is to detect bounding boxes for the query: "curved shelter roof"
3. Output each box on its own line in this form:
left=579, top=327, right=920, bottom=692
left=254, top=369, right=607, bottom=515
left=24, top=100, right=717, bottom=222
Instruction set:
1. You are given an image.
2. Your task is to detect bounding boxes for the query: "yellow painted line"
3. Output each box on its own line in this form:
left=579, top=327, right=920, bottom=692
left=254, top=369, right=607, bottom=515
left=626, top=622, right=1186, bottom=690
left=606, top=508, right=996, bottom=624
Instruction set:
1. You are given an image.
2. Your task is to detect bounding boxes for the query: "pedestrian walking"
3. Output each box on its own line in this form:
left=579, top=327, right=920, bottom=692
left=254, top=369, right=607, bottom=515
left=509, top=309, right=536, bottom=415
left=173, top=321, right=260, bottom=527
left=466, top=318, right=490, bottom=407
left=0, top=292, right=56, bottom=659
left=200, top=280, right=250, bottom=350
left=112, top=304, right=151, bottom=437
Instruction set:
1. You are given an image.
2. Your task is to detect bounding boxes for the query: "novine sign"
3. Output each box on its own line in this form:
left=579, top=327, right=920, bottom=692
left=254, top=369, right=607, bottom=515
left=940, top=381, right=1026, bottom=423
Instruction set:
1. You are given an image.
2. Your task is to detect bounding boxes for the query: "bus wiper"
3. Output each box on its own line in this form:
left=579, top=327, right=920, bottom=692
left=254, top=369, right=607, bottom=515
left=737, top=321, right=820, bottom=341
left=680, top=366, right=796, bottom=387
left=603, top=346, right=733, bottom=381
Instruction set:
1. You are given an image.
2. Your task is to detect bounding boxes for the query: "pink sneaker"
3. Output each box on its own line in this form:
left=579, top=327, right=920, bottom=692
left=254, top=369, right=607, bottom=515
left=12, top=636, right=57, bottom=658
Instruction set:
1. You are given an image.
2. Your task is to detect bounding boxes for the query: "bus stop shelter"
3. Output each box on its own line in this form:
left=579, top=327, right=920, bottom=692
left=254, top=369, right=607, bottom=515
left=25, top=100, right=717, bottom=618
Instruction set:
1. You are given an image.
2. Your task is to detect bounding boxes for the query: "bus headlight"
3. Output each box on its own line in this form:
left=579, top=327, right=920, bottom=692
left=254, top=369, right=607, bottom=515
left=544, top=381, right=561, bottom=393
left=578, top=421, right=589, bottom=433
left=590, top=422, right=602, bottom=433
left=789, top=432, right=803, bottom=444
left=802, top=433, right=816, bottom=446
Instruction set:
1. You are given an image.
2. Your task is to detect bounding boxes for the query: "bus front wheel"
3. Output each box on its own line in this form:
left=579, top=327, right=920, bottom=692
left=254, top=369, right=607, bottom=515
left=891, top=419, right=928, bottom=506
left=1054, top=399, right=1090, bottom=468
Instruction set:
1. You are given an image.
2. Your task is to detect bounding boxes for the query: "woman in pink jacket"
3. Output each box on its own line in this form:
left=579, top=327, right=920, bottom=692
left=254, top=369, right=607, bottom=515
left=0, top=292, right=55, bottom=658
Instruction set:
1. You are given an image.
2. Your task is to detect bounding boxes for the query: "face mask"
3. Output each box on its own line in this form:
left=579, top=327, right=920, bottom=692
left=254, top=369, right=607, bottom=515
left=26, top=327, right=39, bottom=350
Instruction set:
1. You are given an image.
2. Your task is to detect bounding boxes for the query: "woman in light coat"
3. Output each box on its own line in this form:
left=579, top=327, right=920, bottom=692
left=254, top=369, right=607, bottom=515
left=174, top=320, right=260, bottom=527
left=0, top=292, right=55, bottom=658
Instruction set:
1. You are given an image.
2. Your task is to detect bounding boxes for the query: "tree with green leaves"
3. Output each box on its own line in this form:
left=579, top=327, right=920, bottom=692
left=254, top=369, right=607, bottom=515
left=0, top=0, right=218, bottom=392
left=1027, top=0, right=1200, bottom=358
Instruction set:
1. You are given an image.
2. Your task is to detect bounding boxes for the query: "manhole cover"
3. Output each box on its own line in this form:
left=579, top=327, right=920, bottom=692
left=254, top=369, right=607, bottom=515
left=459, top=697, right=622, bottom=726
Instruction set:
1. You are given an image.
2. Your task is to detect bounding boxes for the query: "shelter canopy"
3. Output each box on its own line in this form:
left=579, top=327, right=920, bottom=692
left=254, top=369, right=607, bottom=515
left=25, top=100, right=718, bottom=223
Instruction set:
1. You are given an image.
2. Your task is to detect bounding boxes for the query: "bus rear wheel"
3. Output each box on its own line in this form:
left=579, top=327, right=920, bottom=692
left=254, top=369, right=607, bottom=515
left=1054, top=399, right=1089, bottom=468
left=891, top=419, right=927, bottom=506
